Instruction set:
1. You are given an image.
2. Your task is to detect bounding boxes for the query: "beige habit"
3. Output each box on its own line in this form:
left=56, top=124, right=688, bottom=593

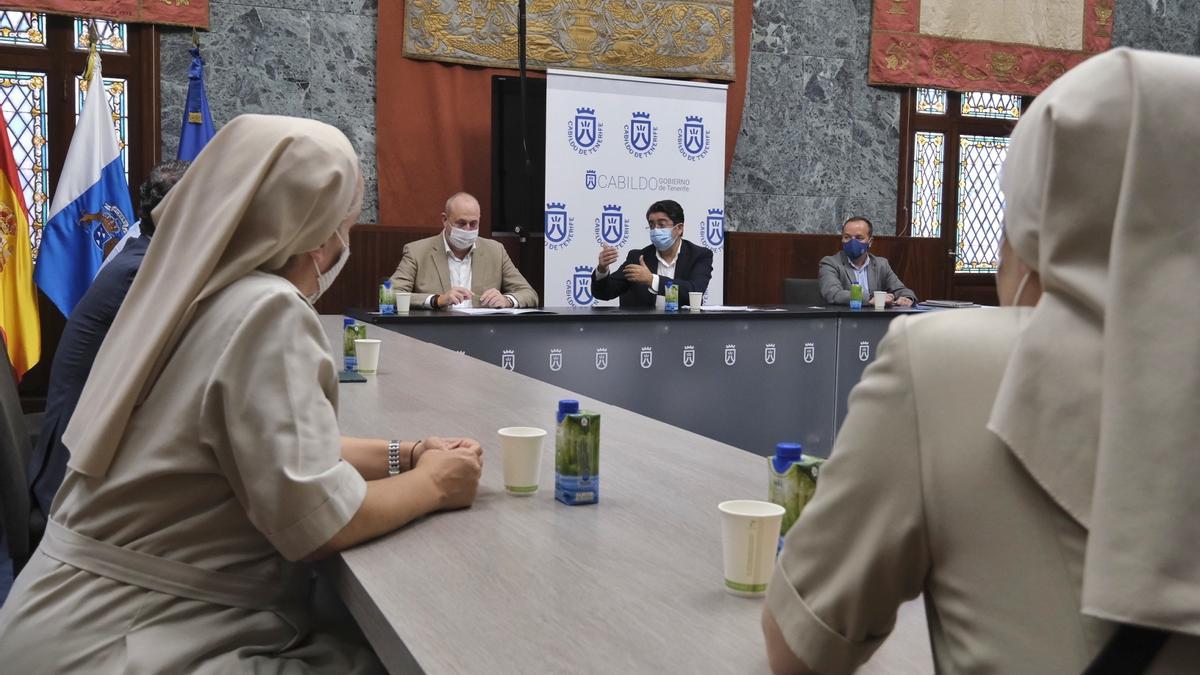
left=767, top=48, right=1200, bottom=673
left=0, top=116, right=382, bottom=673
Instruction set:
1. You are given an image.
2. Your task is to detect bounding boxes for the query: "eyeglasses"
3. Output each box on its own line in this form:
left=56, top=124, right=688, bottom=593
left=647, top=220, right=677, bottom=230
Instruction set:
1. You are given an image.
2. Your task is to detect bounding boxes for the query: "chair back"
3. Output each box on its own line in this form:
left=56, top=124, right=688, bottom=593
left=0, top=353, right=31, bottom=567
left=783, top=278, right=824, bottom=306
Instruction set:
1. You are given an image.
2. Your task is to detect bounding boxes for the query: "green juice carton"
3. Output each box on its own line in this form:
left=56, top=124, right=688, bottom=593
left=342, top=318, right=366, bottom=371
left=555, top=399, right=600, bottom=505
left=768, top=442, right=824, bottom=550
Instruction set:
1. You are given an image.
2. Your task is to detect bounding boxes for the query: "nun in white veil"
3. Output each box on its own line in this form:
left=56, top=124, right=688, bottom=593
left=761, top=48, right=1200, bottom=674
left=0, top=115, right=482, bottom=672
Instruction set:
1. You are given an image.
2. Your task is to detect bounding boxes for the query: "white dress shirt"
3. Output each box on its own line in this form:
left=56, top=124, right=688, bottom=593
left=848, top=254, right=870, bottom=296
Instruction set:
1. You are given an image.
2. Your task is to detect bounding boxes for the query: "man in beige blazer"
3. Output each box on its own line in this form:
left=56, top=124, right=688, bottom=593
left=390, top=192, right=539, bottom=309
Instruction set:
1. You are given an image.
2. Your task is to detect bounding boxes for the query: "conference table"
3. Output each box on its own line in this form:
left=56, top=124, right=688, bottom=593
left=321, top=316, right=933, bottom=674
left=345, top=306, right=926, bottom=458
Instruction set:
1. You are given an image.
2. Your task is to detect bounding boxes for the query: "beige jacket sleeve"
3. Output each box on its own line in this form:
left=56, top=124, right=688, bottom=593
left=766, top=316, right=929, bottom=674
left=498, top=245, right=539, bottom=308
left=202, top=289, right=367, bottom=561
left=390, top=243, right=433, bottom=303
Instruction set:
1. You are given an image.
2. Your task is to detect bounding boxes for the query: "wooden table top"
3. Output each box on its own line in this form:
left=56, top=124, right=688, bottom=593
left=321, top=315, right=932, bottom=674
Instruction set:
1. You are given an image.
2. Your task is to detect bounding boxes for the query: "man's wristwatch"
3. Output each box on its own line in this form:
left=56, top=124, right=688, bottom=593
left=387, top=440, right=402, bottom=476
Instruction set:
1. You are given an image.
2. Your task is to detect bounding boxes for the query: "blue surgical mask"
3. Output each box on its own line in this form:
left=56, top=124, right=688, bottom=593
left=649, top=228, right=676, bottom=251
left=843, top=238, right=869, bottom=261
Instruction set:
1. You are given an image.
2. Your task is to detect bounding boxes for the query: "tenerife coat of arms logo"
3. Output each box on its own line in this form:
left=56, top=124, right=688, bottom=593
left=624, top=112, right=658, bottom=158
left=567, top=265, right=595, bottom=307
left=595, top=204, right=630, bottom=248
left=568, top=107, right=603, bottom=155
left=544, top=202, right=574, bottom=251
left=678, top=115, right=712, bottom=161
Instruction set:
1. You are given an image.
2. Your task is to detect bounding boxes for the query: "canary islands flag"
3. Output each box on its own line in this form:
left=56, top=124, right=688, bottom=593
left=0, top=108, right=40, bottom=379
left=34, top=53, right=134, bottom=317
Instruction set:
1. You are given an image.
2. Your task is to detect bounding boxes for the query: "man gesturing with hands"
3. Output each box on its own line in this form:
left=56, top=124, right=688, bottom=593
left=590, top=200, right=713, bottom=309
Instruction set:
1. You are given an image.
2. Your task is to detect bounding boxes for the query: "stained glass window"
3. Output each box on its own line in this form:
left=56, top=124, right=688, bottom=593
left=910, top=132, right=944, bottom=237
left=74, top=18, right=127, bottom=53
left=0, top=70, right=49, bottom=260
left=916, top=88, right=946, bottom=115
left=961, top=91, right=1021, bottom=120
left=76, top=75, right=129, bottom=184
left=956, top=135, right=1009, bottom=273
left=0, top=11, right=45, bottom=47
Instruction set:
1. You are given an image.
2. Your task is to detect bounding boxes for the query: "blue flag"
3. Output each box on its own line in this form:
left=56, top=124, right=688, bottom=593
left=177, top=46, right=215, bottom=161
left=35, top=55, right=134, bottom=317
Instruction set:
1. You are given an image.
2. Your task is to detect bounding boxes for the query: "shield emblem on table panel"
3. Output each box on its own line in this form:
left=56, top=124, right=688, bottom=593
left=596, top=204, right=628, bottom=247
left=574, top=108, right=598, bottom=149
left=571, top=266, right=594, bottom=306
left=724, top=344, right=737, bottom=366
left=544, top=203, right=570, bottom=245
left=501, top=349, right=515, bottom=371
left=858, top=341, right=871, bottom=362
left=595, top=348, right=608, bottom=370
left=764, top=344, right=776, bottom=365
left=705, top=209, right=725, bottom=248
left=682, top=345, right=695, bottom=368
left=549, top=349, right=562, bottom=372
left=803, top=343, right=815, bottom=364
left=640, top=346, right=653, bottom=369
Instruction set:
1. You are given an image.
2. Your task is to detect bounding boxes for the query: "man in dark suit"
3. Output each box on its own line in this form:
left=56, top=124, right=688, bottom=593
left=818, top=216, right=917, bottom=306
left=591, top=200, right=713, bottom=308
left=24, top=160, right=189, bottom=563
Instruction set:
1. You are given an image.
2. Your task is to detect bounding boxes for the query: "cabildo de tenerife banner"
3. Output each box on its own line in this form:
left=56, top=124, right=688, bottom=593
left=544, top=69, right=727, bottom=308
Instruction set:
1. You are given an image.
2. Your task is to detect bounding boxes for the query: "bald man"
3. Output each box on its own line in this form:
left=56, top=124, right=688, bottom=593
left=390, top=192, right=539, bottom=309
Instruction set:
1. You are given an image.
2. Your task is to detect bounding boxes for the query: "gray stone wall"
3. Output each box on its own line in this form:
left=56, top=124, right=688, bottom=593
left=158, top=0, right=378, bottom=222
left=725, top=0, right=1200, bottom=235
left=158, top=0, right=1200, bottom=232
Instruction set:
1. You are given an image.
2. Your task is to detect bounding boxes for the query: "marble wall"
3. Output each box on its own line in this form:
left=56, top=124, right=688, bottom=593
left=157, top=0, right=1200, bottom=231
left=158, top=0, right=378, bottom=222
left=725, top=0, right=1200, bottom=234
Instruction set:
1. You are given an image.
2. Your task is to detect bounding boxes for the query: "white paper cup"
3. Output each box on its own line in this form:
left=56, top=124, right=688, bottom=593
left=394, top=292, right=412, bottom=314
left=873, top=291, right=887, bottom=310
left=498, top=427, right=547, bottom=495
left=354, top=339, right=381, bottom=374
left=655, top=295, right=666, bottom=311
left=718, top=500, right=785, bottom=597
left=689, top=292, right=703, bottom=311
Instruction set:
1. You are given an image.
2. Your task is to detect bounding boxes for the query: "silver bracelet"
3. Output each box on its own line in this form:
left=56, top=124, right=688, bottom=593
left=387, top=440, right=402, bottom=476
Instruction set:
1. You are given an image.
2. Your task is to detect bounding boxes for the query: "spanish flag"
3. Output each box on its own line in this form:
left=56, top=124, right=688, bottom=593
left=0, top=108, right=40, bottom=380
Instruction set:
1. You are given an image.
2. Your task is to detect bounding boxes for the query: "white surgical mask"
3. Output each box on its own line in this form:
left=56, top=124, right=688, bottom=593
left=307, top=231, right=350, bottom=304
left=447, top=226, right=478, bottom=251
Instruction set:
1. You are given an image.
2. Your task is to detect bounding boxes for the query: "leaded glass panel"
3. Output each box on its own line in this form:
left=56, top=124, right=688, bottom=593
left=74, top=18, right=127, bottom=53
left=956, top=134, right=1009, bottom=273
left=76, top=75, right=129, bottom=184
left=0, top=11, right=45, bottom=47
left=0, top=70, right=49, bottom=260
left=916, top=88, right=946, bottom=115
left=910, top=132, right=944, bottom=237
left=961, top=91, right=1021, bottom=120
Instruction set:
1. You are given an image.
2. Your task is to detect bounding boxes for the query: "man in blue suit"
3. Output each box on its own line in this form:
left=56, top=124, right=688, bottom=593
left=591, top=200, right=714, bottom=308
left=23, top=161, right=189, bottom=566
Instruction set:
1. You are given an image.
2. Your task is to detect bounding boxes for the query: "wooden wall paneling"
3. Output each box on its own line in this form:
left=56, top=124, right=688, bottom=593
left=315, top=225, right=441, bottom=314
